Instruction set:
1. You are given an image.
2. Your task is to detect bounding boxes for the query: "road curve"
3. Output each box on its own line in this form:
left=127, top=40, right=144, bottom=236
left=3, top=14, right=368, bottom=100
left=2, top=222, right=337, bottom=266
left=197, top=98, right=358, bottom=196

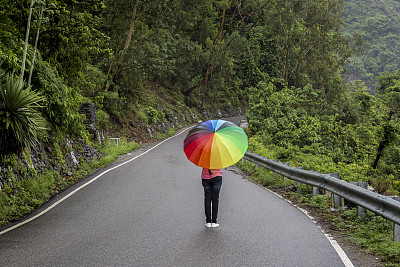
left=0, top=120, right=351, bottom=266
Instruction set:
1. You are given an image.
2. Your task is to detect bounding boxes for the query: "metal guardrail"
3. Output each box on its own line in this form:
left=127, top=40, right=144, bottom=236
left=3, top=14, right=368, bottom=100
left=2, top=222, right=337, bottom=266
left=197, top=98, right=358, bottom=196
left=243, top=152, right=400, bottom=228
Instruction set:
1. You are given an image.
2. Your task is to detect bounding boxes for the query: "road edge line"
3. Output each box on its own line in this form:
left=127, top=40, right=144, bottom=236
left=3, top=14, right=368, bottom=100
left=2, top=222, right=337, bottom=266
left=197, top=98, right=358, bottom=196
left=263, top=187, right=355, bottom=267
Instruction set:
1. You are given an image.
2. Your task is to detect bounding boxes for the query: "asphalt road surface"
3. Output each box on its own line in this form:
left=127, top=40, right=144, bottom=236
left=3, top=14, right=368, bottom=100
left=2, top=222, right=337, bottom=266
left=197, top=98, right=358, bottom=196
left=0, top=118, right=351, bottom=266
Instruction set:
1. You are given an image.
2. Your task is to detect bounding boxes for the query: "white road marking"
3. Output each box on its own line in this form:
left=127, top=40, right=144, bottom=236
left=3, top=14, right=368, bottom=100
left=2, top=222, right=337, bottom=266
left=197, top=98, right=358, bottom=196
left=263, top=187, right=354, bottom=267
left=0, top=128, right=189, bottom=236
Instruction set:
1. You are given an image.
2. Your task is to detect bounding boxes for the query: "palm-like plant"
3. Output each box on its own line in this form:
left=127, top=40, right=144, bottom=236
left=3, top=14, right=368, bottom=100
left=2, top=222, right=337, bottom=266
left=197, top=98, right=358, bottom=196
left=0, top=73, right=46, bottom=155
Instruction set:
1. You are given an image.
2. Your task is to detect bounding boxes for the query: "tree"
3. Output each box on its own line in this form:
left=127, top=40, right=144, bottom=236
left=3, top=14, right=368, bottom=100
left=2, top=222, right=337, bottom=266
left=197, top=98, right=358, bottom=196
left=181, top=0, right=273, bottom=99
left=266, top=0, right=355, bottom=99
left=19, top=0, right=35, bottom=84
left=28, top=0, right=54, bottom=87
left=110, top=0, right=139, bottom=84
left=372, top=71, right=400, bottom=169
left=37, top=0, right=109, bottom=84
left=102, top=0, right=174, bottom=88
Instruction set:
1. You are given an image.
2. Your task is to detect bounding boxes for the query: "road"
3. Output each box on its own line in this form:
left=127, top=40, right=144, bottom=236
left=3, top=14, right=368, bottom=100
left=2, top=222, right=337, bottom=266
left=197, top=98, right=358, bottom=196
left=0, top=118, right=351, bottom=266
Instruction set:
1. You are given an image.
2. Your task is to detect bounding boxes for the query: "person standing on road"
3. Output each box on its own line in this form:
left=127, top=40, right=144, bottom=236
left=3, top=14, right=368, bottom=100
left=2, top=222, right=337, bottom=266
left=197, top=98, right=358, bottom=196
left=201, top=168, right=223, bottom=228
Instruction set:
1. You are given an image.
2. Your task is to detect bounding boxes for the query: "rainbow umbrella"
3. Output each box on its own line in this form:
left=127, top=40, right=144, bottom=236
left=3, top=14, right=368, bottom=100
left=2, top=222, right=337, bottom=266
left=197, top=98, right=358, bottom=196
left=184, top=119, right=248, bottom=169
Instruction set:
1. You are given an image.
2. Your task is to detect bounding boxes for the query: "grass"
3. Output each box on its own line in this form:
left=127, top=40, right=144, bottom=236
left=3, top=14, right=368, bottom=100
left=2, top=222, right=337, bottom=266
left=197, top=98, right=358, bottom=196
left=332, top=210, right=400, bottom=265
left=0, top=138, right=140, bottom=227
left=0, top=170, right=60, bottom=226
left=236, top=160, right=400, bottom=267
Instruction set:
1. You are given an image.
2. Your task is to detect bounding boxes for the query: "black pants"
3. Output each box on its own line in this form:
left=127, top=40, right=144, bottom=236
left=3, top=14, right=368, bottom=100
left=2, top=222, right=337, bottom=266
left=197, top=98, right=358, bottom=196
left=202, top=176, right=222, bottom=223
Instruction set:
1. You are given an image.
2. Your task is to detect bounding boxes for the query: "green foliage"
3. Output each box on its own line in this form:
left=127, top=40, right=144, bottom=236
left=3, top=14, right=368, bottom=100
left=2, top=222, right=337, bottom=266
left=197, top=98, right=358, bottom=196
left=39, top=0, right=110, bottom=84
left=342, top=0, right=400, bottom=91
left=145, top=107, right=158, bottom=124
left=22, top=170, right=58, bottom=202
left=0, top=170, right=60, bottom=226
left=246, top=67, right=400, bottom=194
left=99, top=90, right=122, bottom=119
left=34, top=60, right=87, bottom=137
left=238, top=160, right=294, bottom=188
left=92, top=138, right=139, bottom=170
left=377, top=69, right=400, bottom=94
left=96, top=109, right=109, bottom=130
left=0, top=31, right=21, bottom=71
left=334, top=210, right=400, bottom=265
left=164, top=109, right=174, bottom=121
left=77, top=64, right=108, bottom=100
left=248, top=82, right=323, bottom=147
left=265, top=0, right=351, bottom=94
left=0, top=73, right=46, bottom=155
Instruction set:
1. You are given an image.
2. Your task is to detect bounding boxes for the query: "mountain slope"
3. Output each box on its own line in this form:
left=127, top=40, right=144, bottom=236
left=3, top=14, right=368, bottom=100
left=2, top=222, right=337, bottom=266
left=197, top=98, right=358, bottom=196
left=342, top=0, right=400, bottom=90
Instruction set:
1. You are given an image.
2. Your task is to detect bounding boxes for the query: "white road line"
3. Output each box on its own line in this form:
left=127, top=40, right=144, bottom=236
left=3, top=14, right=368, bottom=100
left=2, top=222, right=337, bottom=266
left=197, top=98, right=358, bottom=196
left=263, top=187, right=354, bottom=267
left=0, top=128, right=189, bottom=236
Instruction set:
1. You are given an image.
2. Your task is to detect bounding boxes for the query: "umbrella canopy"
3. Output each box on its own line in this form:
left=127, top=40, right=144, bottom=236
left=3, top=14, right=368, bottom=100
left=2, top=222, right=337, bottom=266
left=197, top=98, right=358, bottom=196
left=184, top=119, right=248, bottom=169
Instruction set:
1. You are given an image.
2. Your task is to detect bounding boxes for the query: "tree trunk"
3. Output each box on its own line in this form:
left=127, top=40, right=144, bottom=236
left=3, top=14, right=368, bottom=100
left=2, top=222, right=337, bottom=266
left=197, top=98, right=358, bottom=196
left=112, top=0, right=140, bottom=84
left=217, top=9, right=226, bottom=43
left=372, top=110, right=394, bottom=169
left=372, top=141, right=385, bottom=169
left=28, top=6, right=43, bottom=87
left=20, top=0, right=35, bottom=84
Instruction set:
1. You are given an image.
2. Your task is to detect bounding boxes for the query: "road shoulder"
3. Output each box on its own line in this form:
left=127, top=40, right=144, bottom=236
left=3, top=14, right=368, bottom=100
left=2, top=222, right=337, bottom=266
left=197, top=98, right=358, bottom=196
left=226, top=165, right=384, bottom=267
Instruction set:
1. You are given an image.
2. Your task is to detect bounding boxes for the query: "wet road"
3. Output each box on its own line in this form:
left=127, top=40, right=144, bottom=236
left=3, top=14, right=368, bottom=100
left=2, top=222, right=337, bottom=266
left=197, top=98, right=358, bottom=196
left=0, top=118, right=349, bottom=266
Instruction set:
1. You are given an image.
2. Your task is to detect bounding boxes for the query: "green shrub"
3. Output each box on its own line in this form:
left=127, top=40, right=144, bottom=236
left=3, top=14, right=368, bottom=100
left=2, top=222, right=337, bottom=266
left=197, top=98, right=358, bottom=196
left=23, top=170, right=59, bottom=204
left=96, top=109, right=109, bottom=130
left=101, top=90, right=122, bottom=117
left=133, top=107, right=148, bottom=122
left=0, top=170, right=60, bottom=225
left=164, top=109, right=174, bottom=121
left=0, top=74, right=46, bottom=156
left=145, top=107, right=158, bottom=124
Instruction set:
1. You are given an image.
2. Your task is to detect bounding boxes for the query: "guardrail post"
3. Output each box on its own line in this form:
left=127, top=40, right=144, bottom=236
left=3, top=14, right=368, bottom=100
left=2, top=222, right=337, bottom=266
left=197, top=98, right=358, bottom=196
left=357, top=182, right=368, bottom=217
left=348, top=182, right=368, bottom=217
left=283, top=162, right=289, bottom=182
left=394, top=224, right=400, bottom=243
left=312, top=187, right=320, bottom=198
left=330, top=172, right=342, bottom=210
left=389, top=196, right=400, bottom=242
left=295, top=167, right=302, bottom=193
left=270, top=160, right=281, bottom=180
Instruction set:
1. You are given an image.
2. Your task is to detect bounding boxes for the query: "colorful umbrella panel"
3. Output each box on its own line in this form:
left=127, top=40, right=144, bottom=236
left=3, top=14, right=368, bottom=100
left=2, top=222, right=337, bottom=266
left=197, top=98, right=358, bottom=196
left=184, top=119, right=248, bottom=169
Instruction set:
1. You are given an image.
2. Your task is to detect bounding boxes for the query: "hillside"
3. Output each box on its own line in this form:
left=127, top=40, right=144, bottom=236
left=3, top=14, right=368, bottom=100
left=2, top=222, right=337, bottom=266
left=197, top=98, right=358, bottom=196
left=342, top=0, right=400, bottom=90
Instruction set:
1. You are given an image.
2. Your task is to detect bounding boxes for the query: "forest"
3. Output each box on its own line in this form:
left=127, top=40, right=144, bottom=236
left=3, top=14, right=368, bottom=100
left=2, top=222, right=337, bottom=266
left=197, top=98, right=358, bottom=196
left=1, top=0, right=400, bottom=233
left=342, top=0, right=400, bottom=91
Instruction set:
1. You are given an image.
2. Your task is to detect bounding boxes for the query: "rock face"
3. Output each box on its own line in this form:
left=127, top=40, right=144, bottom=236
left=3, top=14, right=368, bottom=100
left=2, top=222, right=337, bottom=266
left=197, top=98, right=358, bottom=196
left=79, top=102, right=102, bottom=142
left=0, top=102, right=103, bottom=189
left=0, top=137, right=102, bottom=190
